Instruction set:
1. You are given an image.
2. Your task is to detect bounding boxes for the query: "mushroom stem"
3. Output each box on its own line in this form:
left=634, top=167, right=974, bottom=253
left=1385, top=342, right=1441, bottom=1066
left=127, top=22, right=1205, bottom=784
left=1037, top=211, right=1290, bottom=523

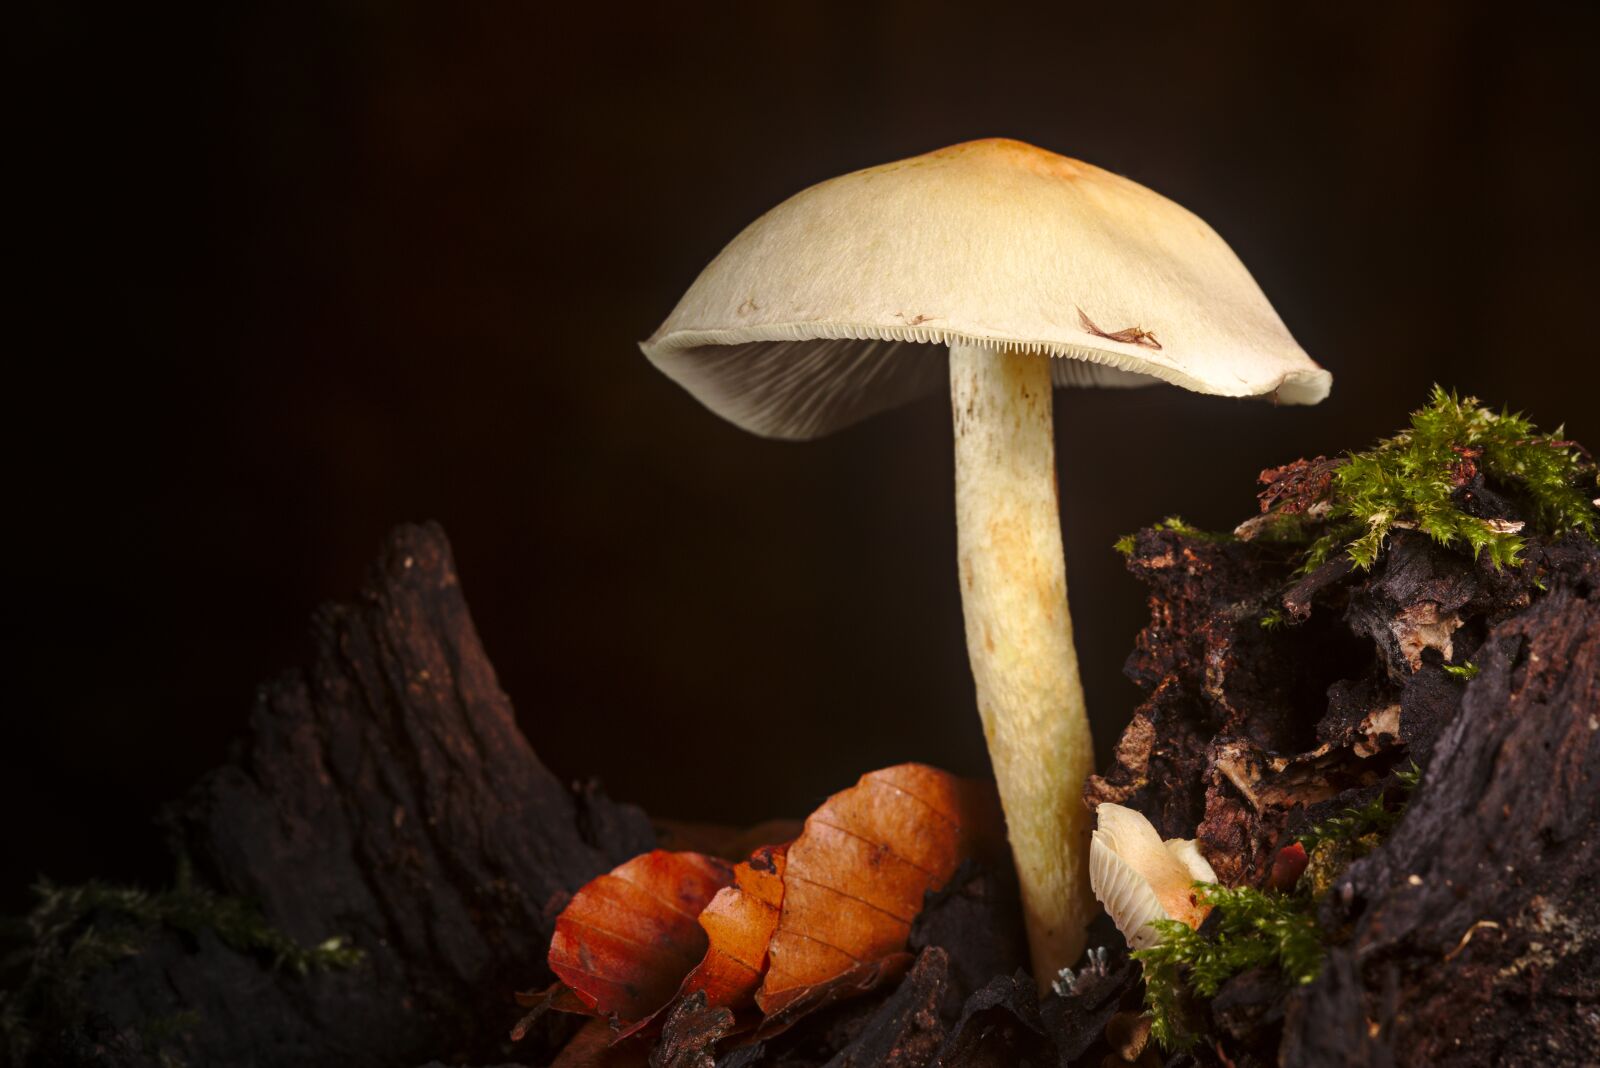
left=950, top=341, right=1094, bottom=988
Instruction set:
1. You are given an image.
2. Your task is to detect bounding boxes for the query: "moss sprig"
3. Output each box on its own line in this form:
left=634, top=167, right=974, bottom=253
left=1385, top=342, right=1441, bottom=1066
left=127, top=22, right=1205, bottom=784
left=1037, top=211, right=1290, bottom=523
left=1295, top=794, right=1399, bottom=853
left=0, top=862, right=362, bottom=1066
left=1296, top=761, right=1422, bottom=853
left=1132, top=885, right=1324, bottom=1051
left=21, top=873, right=363, bottom=976
left=1258, top=607, right=1289, bottom=631
left=1115, top=515, right=1237, bottom=556
left=1300, top=387, right=1596, bottom=572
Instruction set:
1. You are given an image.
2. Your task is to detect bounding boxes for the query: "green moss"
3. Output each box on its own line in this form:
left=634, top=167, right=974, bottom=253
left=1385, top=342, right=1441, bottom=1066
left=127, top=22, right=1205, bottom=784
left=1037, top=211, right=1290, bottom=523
left=1296, top=762, right=1422, bottom=853
left=1115, top=516, right=1237, bottom=557
left=1443, top=661, right=1480, bottom=681
left=1155, top=515, right=1236, bottom=543
left=1299, top=833, right=1382, bottom=901
left=1245, top=511, right=1321, bottom=545
left=1132, top=885, right=1324, bottom=1052
left=0, top=861, right=362, bottom=1066
left=1295, top=794, right=1400, bottom=853
left=1395, top=760, right=1423, bottom=790
left=1132, top=762, right=1426, bottom=1052
left=1300, top=387, right=1596, bottom=573
left=1259, top=607, right=1289, bottom=631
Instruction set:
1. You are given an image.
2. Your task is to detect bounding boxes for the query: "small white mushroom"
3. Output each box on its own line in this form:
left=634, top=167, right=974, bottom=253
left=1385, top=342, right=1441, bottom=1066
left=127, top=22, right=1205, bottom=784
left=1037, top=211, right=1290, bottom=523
left=1089, top=803, right=1218, bottom=951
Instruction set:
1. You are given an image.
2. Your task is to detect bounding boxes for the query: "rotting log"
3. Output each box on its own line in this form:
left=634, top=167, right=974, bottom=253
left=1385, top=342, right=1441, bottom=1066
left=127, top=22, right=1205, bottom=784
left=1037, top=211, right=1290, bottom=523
left=1089, top=517, right=1599, bottom=1068
left=56, top=522, right=654, bottom=1067
left=18, top=497, right=1597, bottom=1067
left=1284, top=539, right=1599, bottom=1067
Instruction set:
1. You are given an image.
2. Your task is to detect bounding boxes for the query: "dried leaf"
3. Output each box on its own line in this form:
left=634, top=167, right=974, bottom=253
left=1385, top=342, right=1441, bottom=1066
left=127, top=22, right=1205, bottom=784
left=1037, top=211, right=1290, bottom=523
left=540, top=763, right=1003, bottom=1065
left=676, top=844, right=787, bottom=1011
left=548, top=849, right=734, bottom=1026
left=756, top=952, right=914, bottom=1039
left=510, top=981, right=590, bottom=1041
left=654, top=818, right=806, bottom=861
left=755, top=763, right=1004, bottom=1016
left=551, top=1018, right=652, bottom=1068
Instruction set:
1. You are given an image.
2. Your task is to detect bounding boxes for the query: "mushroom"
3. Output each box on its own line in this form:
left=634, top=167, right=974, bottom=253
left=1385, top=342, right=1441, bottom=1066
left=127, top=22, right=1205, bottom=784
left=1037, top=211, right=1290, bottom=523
left=639, top=138, right=1329, bottom=984
left=1088, top=802, right=1217, bottom=951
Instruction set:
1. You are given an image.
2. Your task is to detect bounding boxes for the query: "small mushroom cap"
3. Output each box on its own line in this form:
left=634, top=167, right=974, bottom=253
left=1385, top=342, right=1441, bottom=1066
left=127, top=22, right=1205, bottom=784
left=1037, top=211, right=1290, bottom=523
left=1089, top=803, right=1218, bottom=951
left=641, top=138, right=1331, bottom=440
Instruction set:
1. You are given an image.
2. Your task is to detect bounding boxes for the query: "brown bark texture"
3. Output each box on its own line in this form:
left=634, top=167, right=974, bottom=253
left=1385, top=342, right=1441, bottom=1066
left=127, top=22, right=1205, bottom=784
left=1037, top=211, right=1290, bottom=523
left=1087, top=522, right=1599, bottom=1068
left=64, top=522, right=655, bottom=1066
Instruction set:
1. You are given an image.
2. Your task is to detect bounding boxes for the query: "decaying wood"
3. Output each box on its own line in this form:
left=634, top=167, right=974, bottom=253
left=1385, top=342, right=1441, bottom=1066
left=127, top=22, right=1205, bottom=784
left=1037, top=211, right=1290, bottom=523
left=1285, top=540, right=1600, bottom=1067
left=67, top=522, right=654, bottom=1067
left=34, top=486, right=1597, bottom=1067
left=1089, top=513, right=1599, bottom=1068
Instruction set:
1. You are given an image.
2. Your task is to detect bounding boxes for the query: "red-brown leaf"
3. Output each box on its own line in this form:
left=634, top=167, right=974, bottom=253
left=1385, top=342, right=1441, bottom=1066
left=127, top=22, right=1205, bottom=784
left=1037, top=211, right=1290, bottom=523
left=677, top=844, right=787, bottom=1010
left=548, top=849, right=734, bottom=1026
left=755, top=952, right=914, bottom=1040
left=509, top=981, right=590, bottom=1041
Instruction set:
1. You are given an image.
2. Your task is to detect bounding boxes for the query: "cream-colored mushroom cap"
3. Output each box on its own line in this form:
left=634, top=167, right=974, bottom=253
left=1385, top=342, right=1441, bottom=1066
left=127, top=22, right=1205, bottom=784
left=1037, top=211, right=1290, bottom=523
left=1090, top=803, right=1218, bottom=952
left=641, top=137, right=1330, bottom=439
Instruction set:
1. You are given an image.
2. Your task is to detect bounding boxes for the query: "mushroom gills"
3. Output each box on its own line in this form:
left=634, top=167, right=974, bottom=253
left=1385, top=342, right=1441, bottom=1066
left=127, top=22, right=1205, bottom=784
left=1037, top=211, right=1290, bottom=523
left=1089, top=803, right=1218, bottom=951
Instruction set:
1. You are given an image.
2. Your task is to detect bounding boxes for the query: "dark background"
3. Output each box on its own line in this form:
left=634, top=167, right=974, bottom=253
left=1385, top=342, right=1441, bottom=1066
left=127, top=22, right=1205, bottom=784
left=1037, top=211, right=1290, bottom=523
left=9, top=2, right=1599, bottom=913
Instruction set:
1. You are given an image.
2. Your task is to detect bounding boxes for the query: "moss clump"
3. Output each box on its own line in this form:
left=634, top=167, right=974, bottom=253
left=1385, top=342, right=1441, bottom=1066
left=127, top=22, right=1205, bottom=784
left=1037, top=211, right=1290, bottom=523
left=1300, top=387, right=1596, bottom=572
left=1296, top=761, right=1421, bottom=854
left=1132, top=885, right=1324, bottom=1052
left=1115, top=515, right=1237, bottom=556
left=1295, top=794, right=1400, bottom=853
left=1258, top=607, right=1290, bottom=631
left=0, top=861, right=363, bottom=1066
left=1153, top=515, right=1237, bottom=543
left=1443, top=661, right=1480, bottom=681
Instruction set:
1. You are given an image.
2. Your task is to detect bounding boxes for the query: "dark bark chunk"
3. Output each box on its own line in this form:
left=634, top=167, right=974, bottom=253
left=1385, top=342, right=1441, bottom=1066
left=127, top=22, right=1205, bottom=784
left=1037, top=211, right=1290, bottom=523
left=1099, top=509, right=1599, bottom=1068
left=930, top=972, right=1047, bottom=1068
left=1289, top=553, right=1600, bottom=1066
left=909, top=861, right=1026, bottom=1017
left=68, top=523, right=653, bottom=1067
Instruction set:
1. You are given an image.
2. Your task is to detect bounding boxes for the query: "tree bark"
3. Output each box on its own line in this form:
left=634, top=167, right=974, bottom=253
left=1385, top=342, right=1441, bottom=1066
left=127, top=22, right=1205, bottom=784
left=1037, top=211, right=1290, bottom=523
left=74, top=522, right=654, bottom=1067
left=1090, top=521, right=1600, bottom=1068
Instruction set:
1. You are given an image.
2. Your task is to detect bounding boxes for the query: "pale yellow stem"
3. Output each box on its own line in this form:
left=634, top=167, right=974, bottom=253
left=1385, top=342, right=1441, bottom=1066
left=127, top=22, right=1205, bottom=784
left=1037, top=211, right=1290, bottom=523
left=951, top=342, right=1094, bottom=988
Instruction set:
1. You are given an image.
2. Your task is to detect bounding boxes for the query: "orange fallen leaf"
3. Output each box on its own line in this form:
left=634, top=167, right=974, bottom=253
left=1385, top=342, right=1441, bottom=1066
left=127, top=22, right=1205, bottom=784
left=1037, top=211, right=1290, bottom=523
left=754, top=763, right=1003, bottom=1016
left=755, top=952, right=914, bottom=1040
left=676, top=844, right=787, bottom=1011
left=531, top=763, right=1005, bottom=1065
left=547, top=849, right=734, bottom=1026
